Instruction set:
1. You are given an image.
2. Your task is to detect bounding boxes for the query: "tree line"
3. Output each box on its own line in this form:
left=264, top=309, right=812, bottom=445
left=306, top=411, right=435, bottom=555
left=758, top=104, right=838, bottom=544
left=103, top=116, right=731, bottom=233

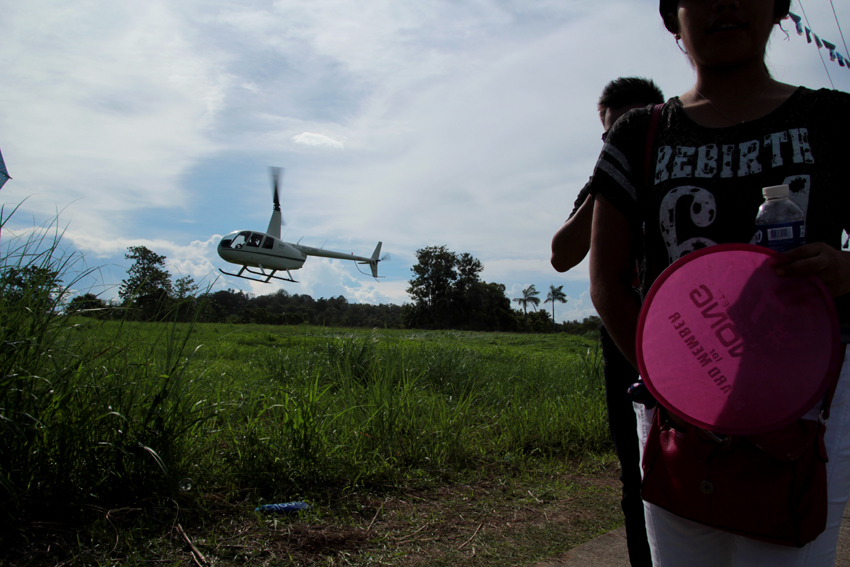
left=60, top=244, right=599, bottom=334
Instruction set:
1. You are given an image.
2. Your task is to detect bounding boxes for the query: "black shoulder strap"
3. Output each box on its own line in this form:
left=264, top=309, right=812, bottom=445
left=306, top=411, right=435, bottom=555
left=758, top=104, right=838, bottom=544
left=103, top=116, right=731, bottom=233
left=821, top=346, right=846, bottom=420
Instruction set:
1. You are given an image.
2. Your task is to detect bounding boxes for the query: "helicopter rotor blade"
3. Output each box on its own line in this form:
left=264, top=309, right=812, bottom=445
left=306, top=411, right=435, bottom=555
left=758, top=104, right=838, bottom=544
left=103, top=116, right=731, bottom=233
left=270, top=167, right=282, bottom=211
left=269, top=166, right=285, bottom=226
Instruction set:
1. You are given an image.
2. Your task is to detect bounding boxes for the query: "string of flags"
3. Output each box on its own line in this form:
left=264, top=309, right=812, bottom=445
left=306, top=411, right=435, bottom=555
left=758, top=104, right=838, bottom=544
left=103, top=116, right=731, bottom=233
left=788, top=12, right=849, bottom=70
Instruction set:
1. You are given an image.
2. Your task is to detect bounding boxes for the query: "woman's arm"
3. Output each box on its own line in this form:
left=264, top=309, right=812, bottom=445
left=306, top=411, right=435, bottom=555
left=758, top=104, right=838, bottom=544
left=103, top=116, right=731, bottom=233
left=551, top=195, right=594, bottom=272
left=589, top=194, right=642, bottom=369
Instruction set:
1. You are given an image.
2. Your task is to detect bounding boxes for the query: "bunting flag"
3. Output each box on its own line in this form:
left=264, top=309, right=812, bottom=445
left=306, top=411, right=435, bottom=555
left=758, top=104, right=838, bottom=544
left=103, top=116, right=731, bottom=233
left=0, top=148, right=7, bottom=242
left=823, top=40, right=838, bottom=62
left=0, top=148, right=9, bottom=191
left=788, top=12, right=850, bottom=72
left=789, top=12, right=804, bottom=35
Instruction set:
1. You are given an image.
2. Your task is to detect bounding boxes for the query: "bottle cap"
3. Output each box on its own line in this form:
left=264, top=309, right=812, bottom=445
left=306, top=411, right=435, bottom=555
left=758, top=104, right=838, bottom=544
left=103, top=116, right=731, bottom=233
left=762, top=184, right=790, bottom=199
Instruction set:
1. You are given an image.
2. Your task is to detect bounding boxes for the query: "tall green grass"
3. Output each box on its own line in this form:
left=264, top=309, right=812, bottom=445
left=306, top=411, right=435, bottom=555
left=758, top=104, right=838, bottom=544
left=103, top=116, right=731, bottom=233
left=0, top=220, right=608, bottom=541
left=0, top=219, right=216, bottom=532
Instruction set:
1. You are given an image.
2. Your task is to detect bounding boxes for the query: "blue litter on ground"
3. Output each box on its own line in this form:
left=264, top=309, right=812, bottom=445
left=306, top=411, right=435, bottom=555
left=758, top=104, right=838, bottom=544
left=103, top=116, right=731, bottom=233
left=255, top=501, right=310, bottom=513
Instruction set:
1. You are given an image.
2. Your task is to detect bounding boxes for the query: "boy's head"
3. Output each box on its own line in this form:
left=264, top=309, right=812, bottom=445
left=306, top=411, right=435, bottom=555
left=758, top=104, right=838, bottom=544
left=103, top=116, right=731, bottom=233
left=598, top=77, right=665, bottom=133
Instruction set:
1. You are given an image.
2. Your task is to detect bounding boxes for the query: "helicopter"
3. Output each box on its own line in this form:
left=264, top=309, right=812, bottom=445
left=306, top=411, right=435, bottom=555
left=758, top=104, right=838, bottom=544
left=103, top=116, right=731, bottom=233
left=217, top=167, right=384, bottom=284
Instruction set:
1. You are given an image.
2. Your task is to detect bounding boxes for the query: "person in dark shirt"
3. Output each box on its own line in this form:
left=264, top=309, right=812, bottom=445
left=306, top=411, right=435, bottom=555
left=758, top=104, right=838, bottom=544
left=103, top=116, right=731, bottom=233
left=589, top=1, right=850, bottom=564
left=551, top=76, right=663, bottom=567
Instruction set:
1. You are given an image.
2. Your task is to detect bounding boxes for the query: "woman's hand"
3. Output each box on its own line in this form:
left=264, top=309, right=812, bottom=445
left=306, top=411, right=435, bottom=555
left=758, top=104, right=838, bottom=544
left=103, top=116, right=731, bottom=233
left=775, top=242, right=850, bottom=297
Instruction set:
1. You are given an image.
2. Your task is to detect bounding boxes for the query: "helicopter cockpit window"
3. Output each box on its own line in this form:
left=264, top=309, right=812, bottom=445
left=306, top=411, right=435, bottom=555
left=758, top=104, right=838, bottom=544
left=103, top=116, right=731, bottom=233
left=247, top=233, right=263, bottom=248
left=230, top=232, right=251, bottom=249
left=262, top=237, right=274, bottom=249
left=220, top=238, right=233, bottom=249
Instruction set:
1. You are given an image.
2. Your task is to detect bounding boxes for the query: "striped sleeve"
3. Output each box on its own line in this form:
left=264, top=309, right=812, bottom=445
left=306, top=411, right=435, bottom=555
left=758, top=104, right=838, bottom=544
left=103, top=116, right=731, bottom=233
left=587, top=107, right=651, bottom=223
left=595, top=142, right=638, bottom=202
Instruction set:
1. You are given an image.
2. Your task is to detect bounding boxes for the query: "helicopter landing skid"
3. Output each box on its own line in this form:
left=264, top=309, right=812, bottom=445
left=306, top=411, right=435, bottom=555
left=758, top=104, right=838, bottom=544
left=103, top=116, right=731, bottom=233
left=219, top=265, right=298, bottom=283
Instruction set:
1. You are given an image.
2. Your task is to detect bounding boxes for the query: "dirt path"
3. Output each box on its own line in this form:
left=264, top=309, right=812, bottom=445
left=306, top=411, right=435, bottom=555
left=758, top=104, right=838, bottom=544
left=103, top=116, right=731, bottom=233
left=537, top=500, right=850, bottom=567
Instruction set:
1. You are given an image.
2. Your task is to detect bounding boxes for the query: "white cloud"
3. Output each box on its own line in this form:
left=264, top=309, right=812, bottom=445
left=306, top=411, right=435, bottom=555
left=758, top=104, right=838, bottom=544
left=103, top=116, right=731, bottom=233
left=0, top=0, right=228, bottom=241
left=559, top=290, right=597, bottom=323
left=345, top=279, right=410, bottom=305
left=291, top=132, right=345, bottom=149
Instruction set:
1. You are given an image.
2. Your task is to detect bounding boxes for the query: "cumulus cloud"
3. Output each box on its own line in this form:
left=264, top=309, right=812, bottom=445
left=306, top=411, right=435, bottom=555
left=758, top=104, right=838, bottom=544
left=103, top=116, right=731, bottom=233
left=559, top=290, right=597, bottom=323
left=344, top=280, right=409, bottom=306
left=291, top=132, right=345, bottom=149
left=0, top=1, right=228, bottom=246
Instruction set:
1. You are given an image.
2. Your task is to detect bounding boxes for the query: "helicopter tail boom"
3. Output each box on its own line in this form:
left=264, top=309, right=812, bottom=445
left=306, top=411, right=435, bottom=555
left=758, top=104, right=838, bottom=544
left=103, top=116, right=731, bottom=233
left=293, top=240, right=384, bottom=279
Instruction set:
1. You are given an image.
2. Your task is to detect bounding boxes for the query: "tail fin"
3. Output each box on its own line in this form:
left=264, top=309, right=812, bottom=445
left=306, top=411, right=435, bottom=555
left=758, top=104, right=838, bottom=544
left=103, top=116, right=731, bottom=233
left=369, top=241, right=382, bottom=278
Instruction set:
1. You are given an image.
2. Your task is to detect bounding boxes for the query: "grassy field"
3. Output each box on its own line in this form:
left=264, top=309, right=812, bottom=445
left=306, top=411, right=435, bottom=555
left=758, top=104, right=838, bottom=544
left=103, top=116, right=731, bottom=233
left=0, top=231, right=621, bottom=565
left=1, top=318, right=624, bottom=566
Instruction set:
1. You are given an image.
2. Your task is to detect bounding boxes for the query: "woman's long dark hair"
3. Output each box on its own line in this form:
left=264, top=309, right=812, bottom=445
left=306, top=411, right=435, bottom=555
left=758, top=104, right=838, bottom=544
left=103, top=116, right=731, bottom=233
left=659, top=0, right=791, bottom=34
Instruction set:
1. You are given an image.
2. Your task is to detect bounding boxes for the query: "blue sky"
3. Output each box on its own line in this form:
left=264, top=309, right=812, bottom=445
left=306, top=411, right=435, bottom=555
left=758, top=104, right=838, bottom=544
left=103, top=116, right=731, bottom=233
left=1, top=0, right=848, bottom=322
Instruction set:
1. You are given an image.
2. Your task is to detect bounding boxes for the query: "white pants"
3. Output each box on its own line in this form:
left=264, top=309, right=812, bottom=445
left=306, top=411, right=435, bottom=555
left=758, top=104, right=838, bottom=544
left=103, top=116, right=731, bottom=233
left=636, top=345, right=850, bottom=567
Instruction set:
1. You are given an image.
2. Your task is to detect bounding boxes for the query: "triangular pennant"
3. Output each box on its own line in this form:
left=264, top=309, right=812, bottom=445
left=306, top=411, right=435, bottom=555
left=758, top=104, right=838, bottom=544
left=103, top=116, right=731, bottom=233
left=838, top=52, right=846, bottom=67
left=823, top=39, right=837, bottom=61
left=814, top=33, right=823, bottom=49
left=0, top=148, right=9, bottom=191
left=788, top=12, right=804, bottom=35
left=805, top=27, right=813, bottom=43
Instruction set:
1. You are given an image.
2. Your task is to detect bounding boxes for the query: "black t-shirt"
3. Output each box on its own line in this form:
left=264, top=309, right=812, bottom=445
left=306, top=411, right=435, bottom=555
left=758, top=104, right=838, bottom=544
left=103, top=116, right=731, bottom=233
left=589, top=87, right=850, bottom=339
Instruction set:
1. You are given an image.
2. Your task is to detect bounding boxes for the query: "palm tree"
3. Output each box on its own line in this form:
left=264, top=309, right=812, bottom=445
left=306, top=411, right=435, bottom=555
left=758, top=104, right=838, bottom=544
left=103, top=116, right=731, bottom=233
left=545, top=284, right=568, bottom=332
left=513, top=284, right=540, bottom=332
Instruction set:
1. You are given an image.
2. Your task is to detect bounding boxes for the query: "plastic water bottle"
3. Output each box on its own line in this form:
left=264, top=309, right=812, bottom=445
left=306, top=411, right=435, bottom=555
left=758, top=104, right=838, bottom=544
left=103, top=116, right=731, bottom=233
left=754, top=184, right=805, bottom=253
